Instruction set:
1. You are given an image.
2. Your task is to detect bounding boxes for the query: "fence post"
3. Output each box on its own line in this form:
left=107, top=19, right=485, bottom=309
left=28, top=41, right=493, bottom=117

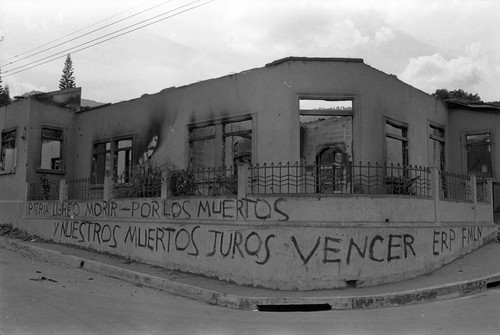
left=161, top=170, right=169, bottom=199
left=471, top=175, right=477, bottom=223
left=59, top=179, right=68, bottom=202
left=25, top=181, right=31, bottom=202
left=487, top=178, right=494, bottom=222
left=237, top=162, right=250, bottom=199
left=103, top=172, right=112, bottom=202
left=431, top=167, right=440, bottom=223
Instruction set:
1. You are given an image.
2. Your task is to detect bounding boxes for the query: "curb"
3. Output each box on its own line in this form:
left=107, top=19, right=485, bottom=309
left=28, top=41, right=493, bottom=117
left=2, top=237, right=500, bottom=311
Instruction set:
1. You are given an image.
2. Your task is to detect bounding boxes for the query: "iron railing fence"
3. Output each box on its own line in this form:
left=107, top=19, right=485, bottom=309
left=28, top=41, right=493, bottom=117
left=188, top=166, right=237, bottom=196
left=113, top=175, right=162, bottom=198
left=28, top=178, right=60, bottom=201
left=28, top=165, right=489, bottom=202
left=476, top=177, right=489, bottom=203
left=67, top=177, right=104, bottom=200
left=249, top=162, right=431, bottom=196
left=439, top=170, right=472, bottom=202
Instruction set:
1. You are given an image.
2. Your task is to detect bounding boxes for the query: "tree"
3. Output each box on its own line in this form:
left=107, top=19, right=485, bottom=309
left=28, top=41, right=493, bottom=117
left=432, top=89, right=481, bottom=102
left=59, top=54, right=76, bottom=90
left=0, top=68, right=11, bottom=106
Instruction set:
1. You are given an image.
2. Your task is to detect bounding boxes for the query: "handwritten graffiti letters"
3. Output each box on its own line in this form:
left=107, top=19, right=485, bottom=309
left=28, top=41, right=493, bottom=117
left=432, top=226, right=483, bottom=256
left=53, top=221, right=120, bottom=248
left=291, top=233, right=416, bottom=266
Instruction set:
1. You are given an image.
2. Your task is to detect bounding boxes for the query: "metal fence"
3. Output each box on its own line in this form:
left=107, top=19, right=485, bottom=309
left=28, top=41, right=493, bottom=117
left=28, top=165, right=489, bottom=203
left=439, top=170, right=472, bottom=202
left=476, top=177, right=489, bottom=203
left=28, top=178, right=60, bottom=201
left=67, top=177, right=104, bottom=200
left=168, top=166, right=237, bottom=197
left=190, top=166, right=237, bottom=196
left=113, top=175, right=162, bottom=198
left=249, top=162, right=431, bottom=196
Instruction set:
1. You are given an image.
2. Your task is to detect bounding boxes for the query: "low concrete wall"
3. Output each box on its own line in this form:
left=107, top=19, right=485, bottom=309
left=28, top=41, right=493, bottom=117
left=437, top=200, right=475, bottom=223
left=476, top=202, right=494, bottom=223
left=20, top=196, right=497, bottom=290
left=0, top=200, right=23, bottom=226
left=22, top=195, right=485, bottom=224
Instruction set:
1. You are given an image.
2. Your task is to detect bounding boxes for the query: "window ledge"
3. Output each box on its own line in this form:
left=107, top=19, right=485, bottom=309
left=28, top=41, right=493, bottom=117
left=36, top=169, right=65, bottom=175
left=0, top=169, right=15, bottom=175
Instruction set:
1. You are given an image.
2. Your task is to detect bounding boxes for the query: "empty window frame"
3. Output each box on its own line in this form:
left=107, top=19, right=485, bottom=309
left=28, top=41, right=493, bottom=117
left=189, top=117, right=252, bottom=169
left=189, top=125, right=216, bottom=169
left=223, top=119, right=252, bottom=166
left=429, top=124, right=445, bottom=170
left=1, top=129, right=16, bottom=172
left=40, top=127, right=63, bottom=171
left=299, top=99, right=353, bottom=164
left=385, top=119, right=408, bottom=167
left=91, top=138, right=133, bottom=183
left=91, top=141, right=111, bottom=181
left=114, top=139, right=133, bottom=183
left=466, top=132, right=493, bottom=177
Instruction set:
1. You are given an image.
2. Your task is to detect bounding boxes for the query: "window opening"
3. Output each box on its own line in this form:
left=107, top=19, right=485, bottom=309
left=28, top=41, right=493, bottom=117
left=300, top=99, right=353, bottom=194
left=385, top=120, right=408, bottom=167
left=466, top=132, right=492, bottom=177
left=115, top=139, right=133, bottom=183
left=91, top=141, right=111, bottom=181
left=430, top=125, right=445, bottom=170
left=299, top=99, right=353, bottom=164
left=223, top=119, right=252, bottom=166
left=40, top=128, right=63, bottom=171
left=189, top=118, right=252, bottom=169
left=189, top=125, right=216, bottom=169
left=1, top=129, right=16, bottom=172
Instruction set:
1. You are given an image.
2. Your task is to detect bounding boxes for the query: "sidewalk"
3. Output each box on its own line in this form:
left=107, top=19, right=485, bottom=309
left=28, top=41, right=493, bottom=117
left=1, top=235, right=499, bottom=311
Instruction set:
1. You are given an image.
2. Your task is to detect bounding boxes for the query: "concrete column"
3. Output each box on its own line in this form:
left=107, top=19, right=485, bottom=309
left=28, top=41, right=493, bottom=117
left=103, top=172, right=112, bottom=202
left=487, top=178, right=494, bottom=222
left=431, top=167, right=440, bottom=224
left=237, top=162, right=250, bottom=199
left=471, top=175, right=477, bottom=224
left=161, top=170, right=169, bottom=199
left=59, top=179, right=68, bottom=201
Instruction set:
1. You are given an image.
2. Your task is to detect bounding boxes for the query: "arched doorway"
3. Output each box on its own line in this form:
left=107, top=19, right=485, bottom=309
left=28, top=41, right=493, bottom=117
left=316, top=145, right=349, bottom=193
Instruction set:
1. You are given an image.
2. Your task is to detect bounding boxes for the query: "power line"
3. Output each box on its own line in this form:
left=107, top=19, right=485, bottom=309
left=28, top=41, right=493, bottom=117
left=3, top=0, right=201, bottom=74
left=3, top=0, right=215, bottom=78
left=0, top=0, right=165, bottom=65
left=0, top=0, right=178, bottom=67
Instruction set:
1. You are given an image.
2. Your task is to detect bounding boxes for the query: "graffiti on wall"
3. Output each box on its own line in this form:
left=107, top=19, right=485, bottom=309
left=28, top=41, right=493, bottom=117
left=432, top=226, right=483, bottom=256
left=28, top=198, right=491, bottom=274
left=290, top=233, right=416, bottom=265
left=52, top=220, right=276, bottom=265
left=164, top=197, right=288, bottom=221
left=50, top=220, right=487, bottom=269
left=27, top=197, right=289, bottom=221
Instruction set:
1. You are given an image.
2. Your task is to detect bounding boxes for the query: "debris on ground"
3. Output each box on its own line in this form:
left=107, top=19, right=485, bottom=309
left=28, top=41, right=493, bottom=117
left=30, top=276, right=59, bottom=283
left=0, top=223, right=44, bottom=242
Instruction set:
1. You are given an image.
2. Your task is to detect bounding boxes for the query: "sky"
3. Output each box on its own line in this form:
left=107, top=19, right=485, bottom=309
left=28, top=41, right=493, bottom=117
left=0, top=0, right=499, bottom=103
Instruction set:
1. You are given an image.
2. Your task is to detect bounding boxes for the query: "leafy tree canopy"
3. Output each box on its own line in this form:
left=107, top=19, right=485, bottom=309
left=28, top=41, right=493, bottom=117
left=59, top=54, right=76, bottom=90
left=432, top=88, right=481, bottom=102
left=0, top=68, right=11, bottom=107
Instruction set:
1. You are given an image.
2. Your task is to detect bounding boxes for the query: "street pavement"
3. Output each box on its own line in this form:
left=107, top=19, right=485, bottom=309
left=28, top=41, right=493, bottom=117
left=1, top=245, right=500, bottom=335
left=1, top=236, right=500, bottom=311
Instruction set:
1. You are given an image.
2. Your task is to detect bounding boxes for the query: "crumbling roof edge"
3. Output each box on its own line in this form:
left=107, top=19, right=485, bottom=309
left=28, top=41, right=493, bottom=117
left=265, top=56, right=364, bottom=67
left=445, top=99, right=500, bottom=112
